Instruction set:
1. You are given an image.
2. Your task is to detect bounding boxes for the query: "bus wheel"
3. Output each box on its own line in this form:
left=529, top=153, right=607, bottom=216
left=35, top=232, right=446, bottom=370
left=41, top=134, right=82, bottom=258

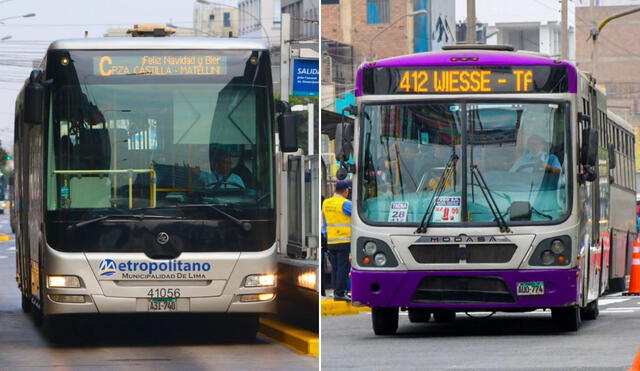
left=43, top=315, right=68, bottom=343
left=433, top=310, right=456, bottom=323
left=552, top=305, right=581, bottom=332
left=581, top=299, right=599, bottom=321
left=408, top=309, right=431, bottom=323
left=21, top=294, right=31, bottom=313
left=229, top=314, right=259, bottom=342
left=31, top=304, right=43, bottom=327
left=372, top=307, right=398, bottom=335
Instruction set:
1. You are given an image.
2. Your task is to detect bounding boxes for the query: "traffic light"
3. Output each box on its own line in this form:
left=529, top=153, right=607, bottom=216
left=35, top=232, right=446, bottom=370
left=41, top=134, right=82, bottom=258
left=5, top=155, right=11, bottom=161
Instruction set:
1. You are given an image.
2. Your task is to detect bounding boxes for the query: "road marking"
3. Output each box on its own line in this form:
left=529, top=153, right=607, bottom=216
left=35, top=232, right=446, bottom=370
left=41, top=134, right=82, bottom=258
left=599, top=298, right=631, bottom=306
left=601, top=310, right=634, bottom=313
left=0, top=255, right=7, bottom=259
left=7, top=246, right=14, bottom=251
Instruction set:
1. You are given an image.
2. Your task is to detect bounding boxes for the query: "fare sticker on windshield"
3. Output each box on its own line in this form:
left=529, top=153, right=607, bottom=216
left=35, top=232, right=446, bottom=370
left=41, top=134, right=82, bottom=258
left=433, top=197, right=461, bottom=223
left=94, top=55, right=228, bottom=76
left=388, top=201, right=409, bottom=223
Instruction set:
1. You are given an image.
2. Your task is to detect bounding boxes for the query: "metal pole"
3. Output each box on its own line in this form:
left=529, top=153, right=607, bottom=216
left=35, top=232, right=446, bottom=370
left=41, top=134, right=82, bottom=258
left=467, top=0, right=476, bottom=43
left=281, top=13, right=291, bottom=99
left=307, top=103, right=314, bottom=155
left=561, top=0, right=568, bottom=60
left=591, top=0, right=597, bottom=80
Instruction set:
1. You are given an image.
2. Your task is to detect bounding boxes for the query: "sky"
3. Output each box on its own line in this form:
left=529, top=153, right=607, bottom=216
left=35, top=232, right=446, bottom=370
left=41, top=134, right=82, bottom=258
left=0, top=0, right=212, bottom=151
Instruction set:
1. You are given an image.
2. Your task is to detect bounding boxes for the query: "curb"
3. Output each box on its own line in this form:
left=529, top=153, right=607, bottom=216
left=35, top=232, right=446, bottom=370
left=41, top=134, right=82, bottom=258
left=259, top=317, right=318, bottom=357
left=322, top=298, right=370, bottom=316
left=0, top=234, right=11, bottom=242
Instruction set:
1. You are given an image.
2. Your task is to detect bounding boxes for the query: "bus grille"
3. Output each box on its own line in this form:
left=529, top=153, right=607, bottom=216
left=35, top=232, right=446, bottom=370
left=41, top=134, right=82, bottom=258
left=409, top=244, right=517, bottom=264
left=411, top=276, right=515, bottom=303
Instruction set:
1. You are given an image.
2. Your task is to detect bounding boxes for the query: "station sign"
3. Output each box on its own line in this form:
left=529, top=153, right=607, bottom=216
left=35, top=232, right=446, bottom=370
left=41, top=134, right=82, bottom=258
left=362, top=65, right=569, bottom=95
left=291, top=58, right=319, bottom=96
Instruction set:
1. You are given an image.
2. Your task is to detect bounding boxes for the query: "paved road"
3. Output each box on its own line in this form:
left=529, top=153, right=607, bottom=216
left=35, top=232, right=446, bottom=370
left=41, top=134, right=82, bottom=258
left=322, top=295, right=640, bottom=370
left=0, top=213, right=317, bottom=370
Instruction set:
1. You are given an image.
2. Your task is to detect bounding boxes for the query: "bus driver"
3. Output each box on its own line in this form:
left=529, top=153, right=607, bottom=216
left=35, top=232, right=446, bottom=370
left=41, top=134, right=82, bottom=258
left=194, top=152, right=245, bottom=190
left=509, top=134, right=562, bottom=174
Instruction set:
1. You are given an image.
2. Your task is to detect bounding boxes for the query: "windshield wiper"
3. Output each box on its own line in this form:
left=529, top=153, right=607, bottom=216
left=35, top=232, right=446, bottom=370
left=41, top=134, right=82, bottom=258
left=415, top=153, right=459, bottom=234
left=470, top=165, right=510, bottom=233
left=178, top=203, right=253, bottom=232
left=67, top=213, right=175, bottom=230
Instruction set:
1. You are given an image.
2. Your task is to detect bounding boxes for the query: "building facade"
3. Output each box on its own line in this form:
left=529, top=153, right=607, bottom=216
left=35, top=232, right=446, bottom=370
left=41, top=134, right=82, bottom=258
left=456, top=0, right=576, bottom=60
left=194, top=4, right=239, bottom=38
left=575, top=2, right=640, bottom=129
left=238, top=0, right=282, bottom=47
left=282, top=0, right=319, bottom=39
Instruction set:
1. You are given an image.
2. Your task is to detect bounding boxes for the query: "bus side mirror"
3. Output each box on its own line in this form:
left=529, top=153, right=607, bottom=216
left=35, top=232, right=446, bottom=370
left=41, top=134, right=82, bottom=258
left=334, top=122, right=354, bottom=180
left=335, top=122, right=353, bottom=162
left=275, top=100, right=291, bottom=114
left=586, top=129, right=599, bottom=168
left=607, top=143, right=616, bottom=169
left=24, top=69, right=45, bottom=125
left=580, top=129, right=599, bottom=183
left=278, top=112, right=298, bottom=153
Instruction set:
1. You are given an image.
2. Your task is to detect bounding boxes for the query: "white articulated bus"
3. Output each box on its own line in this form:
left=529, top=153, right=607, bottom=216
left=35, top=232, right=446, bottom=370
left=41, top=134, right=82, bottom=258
left=14, top=35, right=298, bottom=340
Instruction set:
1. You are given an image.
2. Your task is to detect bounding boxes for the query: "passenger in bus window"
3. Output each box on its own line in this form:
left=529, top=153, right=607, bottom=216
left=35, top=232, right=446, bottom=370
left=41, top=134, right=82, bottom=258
left=509, top=134, right=562, bottom=174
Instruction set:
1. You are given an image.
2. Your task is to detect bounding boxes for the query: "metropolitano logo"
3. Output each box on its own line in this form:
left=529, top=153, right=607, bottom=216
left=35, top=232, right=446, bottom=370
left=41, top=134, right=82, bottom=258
left=98, top=259, right=117, bottom=277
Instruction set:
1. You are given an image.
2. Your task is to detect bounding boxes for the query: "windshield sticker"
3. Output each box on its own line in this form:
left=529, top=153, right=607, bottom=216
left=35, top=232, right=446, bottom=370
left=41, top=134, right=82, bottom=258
left=388, top=201, right=409, bottom=223
left=433, top=196, right=461, bottom=222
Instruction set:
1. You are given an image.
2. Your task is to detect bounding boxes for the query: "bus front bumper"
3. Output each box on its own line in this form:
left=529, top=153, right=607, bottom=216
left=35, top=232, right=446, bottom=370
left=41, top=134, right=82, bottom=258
left=43, top=293, right=276, bottom=315
left=351, top=268, right=580, bottom=310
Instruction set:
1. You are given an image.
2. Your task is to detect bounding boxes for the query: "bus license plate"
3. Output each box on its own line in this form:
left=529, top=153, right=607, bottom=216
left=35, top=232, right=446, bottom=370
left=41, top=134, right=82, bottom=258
left=517, top=282, right=544, bottom=296
left=148, top=298, right=177, bottom=312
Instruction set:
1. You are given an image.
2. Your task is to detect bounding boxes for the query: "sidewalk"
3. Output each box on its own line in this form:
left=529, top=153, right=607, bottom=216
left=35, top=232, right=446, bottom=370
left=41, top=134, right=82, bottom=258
left=321, top=290, right=370, bottom=316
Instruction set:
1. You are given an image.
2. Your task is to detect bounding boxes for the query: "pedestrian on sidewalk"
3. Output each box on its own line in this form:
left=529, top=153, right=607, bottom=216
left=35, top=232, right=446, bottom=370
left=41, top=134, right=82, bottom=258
left=322, top=180, right=352, bottom=302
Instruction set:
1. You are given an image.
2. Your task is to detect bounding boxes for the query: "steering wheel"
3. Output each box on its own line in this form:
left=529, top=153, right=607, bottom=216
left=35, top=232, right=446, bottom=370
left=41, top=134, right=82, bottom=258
left=209, top=180, right=245, bottom=191
left=513, top=162, right=544, bottom=173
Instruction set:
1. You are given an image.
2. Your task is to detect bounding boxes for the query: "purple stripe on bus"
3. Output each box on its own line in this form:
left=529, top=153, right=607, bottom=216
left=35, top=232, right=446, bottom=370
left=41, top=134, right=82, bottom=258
left=355, top=51, right=578, bottom=96
left=351, top=268, right=579, bottom=309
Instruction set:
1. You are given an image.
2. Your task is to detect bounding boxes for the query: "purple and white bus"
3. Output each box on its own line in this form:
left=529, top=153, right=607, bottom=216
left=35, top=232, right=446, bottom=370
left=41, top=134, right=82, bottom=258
left=333, top=45, right=636, bottom=334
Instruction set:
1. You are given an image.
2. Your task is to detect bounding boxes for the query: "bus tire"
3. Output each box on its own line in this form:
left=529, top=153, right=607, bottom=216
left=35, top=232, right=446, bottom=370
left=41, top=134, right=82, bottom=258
left=608, top=278, right=625, bottom=293
left=229, top=314, right=259, bottom=342
left=408, top=309, right=431, bottom=323
left=21, top=293, right=31, bottom=313
left=372, top=307, right=398, bottom=335
left=43, top=315, right=67, bottom=344
left=433, top=310, right=456, bottom=323
left=31, top=304, right=43, bottom=327
left=581, top=299, right=599, bottom=321
left=552, top=305, right=581, bottom=332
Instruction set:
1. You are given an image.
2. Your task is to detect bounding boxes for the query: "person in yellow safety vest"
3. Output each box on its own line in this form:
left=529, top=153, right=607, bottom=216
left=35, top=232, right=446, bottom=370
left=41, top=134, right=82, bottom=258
left=322, top=180, right=352, bottom=301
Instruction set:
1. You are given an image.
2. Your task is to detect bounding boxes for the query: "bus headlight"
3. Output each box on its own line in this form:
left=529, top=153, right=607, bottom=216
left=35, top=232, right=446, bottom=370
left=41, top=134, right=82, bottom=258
left=357, top=237, right=399, bottom=268
left=374, top=253, right=387, bottom=266
left=244, top=274, right=276, bottom=287
left=47, top=275, right=81, bottom=288
left=550, top=239, right=565, bottom=254
left=364, top=241, right=377, bottom=255
left=528, top=235, right=571, bottom=267
left=240, top=293, right=275, bottom=302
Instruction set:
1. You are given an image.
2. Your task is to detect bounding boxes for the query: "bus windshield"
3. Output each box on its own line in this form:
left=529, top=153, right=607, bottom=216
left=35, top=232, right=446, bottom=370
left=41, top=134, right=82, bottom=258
left=359, top=101, right=570, bottom=226
left=45, top=49, right=274, bottom=219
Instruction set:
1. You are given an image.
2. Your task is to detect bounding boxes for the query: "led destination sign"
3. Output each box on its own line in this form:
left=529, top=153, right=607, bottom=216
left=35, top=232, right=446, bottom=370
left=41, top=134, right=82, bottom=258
left=362, top=65, right=569, bottom=95
left=93, top=55, right=228, bottom=76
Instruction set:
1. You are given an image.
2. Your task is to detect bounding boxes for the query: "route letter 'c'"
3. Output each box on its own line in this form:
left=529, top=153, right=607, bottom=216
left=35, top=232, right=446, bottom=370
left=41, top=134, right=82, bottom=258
left=99, top=56, right=113, bottom=76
